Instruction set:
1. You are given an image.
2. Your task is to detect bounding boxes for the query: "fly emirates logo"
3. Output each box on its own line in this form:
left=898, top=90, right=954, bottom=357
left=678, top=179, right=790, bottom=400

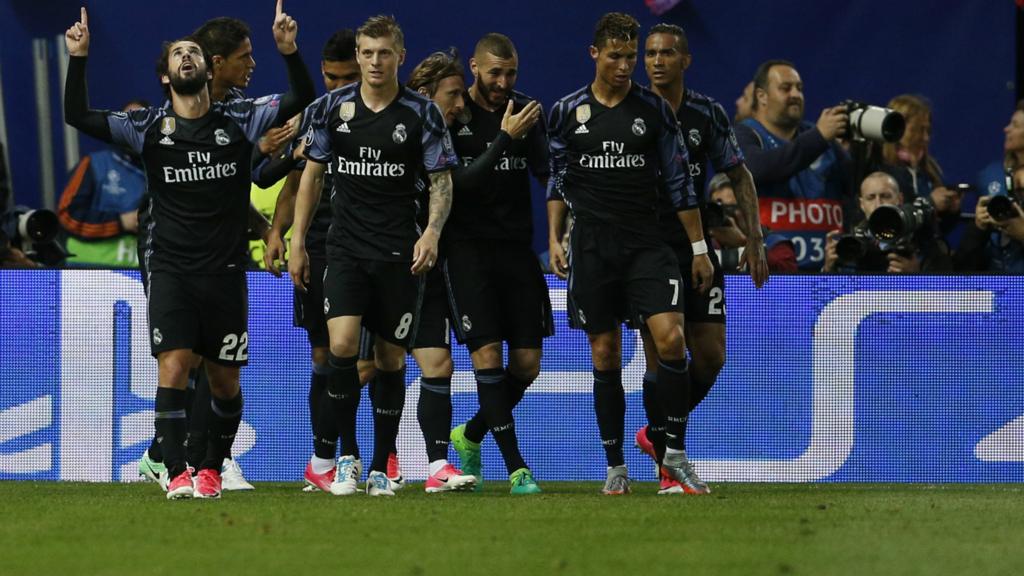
left=163, top=151, right=237, bottom=184
left=336, top=147, right=406, bottom=177
left=580, top=141, right=645, bottom=169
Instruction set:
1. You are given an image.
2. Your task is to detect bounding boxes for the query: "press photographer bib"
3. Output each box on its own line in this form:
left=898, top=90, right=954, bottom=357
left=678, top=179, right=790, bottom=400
left=759, top=197, right=843, bottom=269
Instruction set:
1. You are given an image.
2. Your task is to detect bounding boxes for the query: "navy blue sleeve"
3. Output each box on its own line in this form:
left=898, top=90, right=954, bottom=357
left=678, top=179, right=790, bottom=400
left=527, top=104, right=551, bottom=180
left=545, top=100, right=568, bottom=202
left=656, top=99, right=696, bottom=210
left=422, top=102, right=459, bottom=172
left=706, top=101, right=744, bottom=173
left=303, top=93, right=334, bottom=164
left=736, top=123, right=830, bottom=185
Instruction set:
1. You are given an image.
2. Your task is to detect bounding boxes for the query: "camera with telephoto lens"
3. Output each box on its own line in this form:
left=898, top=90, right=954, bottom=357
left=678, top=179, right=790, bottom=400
left=868, top=196, right=935, bottom=245
left=986, top=189, right=1023, bottom=222
left=841, top=100, right=906, bottom=143
left=703, top=200, right=739, bottom=229
left=0, top=206, right=65, bottom=266
left=834, top=228, right=874, bottom=267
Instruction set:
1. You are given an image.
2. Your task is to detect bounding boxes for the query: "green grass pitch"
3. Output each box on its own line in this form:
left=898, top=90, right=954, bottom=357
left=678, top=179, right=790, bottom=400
left=1, top=482, right=1022, bottom=575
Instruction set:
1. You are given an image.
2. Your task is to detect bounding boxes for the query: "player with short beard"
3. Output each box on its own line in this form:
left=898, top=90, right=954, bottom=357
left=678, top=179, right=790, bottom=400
left=635, top=23, right=768, bottom=494
left=443, top=33, right=550, bottom=494
left=547, top=13, right=712, bottom=495
left=64, top=1, right=315, bottom=500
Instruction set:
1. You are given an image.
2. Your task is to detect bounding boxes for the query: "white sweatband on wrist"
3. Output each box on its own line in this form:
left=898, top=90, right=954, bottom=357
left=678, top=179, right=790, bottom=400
left=691, top=239, right=709, bottom=256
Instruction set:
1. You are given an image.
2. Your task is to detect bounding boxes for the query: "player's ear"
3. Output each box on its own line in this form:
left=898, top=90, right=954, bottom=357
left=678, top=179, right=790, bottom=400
left=417, top=87, right=430, bottom=98
left=398, top=48, right=406, bottom=67
left=161, top=74, right=170, bottom=86
left=212, top=54, right=224, bottom=70
left=681, top=53, right=692, bottom=71
left=589, top=45, right=599, bottom=61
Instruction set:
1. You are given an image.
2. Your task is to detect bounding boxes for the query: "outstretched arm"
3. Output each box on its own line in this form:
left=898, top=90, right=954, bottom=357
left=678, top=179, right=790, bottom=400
left=271, top=0, right=315, bottom=121
left=63, top=8, right=112, bottom=141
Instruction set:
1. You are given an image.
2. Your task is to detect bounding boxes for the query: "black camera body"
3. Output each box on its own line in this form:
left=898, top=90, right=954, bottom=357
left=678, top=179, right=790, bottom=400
left=703, top=200, right=739, bottom=229
left=835, top=197, right=935, bottom=270
left=841, top=100, right=906, bottom=143
left=1, top=206, right=65, bottom=266
left=987, top=190, right=1023, bottom=222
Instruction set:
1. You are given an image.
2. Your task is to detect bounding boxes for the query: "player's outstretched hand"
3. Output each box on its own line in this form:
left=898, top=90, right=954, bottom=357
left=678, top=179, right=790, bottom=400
left=411, top=229, right=438, bottom=276
left=288, top=244, right=310, bottom=291
left=264, top=230, right=286, bottom=277
left=272, top=0, right=298, bottom=55
left=549, top=241, right=568, bottom=279
left=692, top=253, right=714, bottom=295
left=742, top=239, right=769, bottom=288
left=501, top=100, right=541, bottom=140
left=65, top=7, right=90, bottom=57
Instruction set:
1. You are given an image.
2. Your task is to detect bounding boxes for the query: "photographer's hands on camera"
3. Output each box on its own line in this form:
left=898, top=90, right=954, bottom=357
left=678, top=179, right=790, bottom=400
left=817, top=106, right=848, bottom=141
left=976, top=195, right=1024, bottom=242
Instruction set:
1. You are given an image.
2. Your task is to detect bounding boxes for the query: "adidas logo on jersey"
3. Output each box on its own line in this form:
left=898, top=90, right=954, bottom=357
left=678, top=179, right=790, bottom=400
left=159, top=136, right=175, bottom=146
left=574, top=124, right=589, bottom=135
left=457, top=125, right=473, bottom=137
left=336, top=123, right=351, bottom=133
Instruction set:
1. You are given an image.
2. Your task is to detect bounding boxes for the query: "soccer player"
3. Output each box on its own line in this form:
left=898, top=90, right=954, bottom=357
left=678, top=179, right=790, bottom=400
left=137, top=16, right=283, bottom=493
left=289, top=15, right=457, bottom=497
left=636, top=23, right=768, bottom=494
left=546, top=13, right=712, bottom=495
left=254, top=29, right=374, bottom=494
left=64, top=1, right=315, bottom=499
left=443, top=33, right=550, bottom=494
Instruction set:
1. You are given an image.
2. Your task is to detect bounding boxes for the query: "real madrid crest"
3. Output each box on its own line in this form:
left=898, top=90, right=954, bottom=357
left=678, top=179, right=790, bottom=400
left=632, top=117, right=646, bottom=136
left=214, top=128, right=230, bottom=146
left=576, top=104, right=591, bottom=124
left=393, top=123, right=407, bottom=144
left=688, top=128, right=702, bottom=148
left=160, top=117, right=176, bottom=136
left=340, top=101, right=355, bottom=122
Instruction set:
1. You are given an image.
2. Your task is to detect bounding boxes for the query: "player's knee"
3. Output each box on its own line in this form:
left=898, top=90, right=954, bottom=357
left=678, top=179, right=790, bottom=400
left=417, top=352, right=453, bottom=378
left=693, top=341, right=726, bottom=373
left=311, top=347, right=330, bottom=367
left=654, top=330, right=686, bottom=361
left=470, top=341, right=503, bottom=369
left=508, top=353, right=541, bottom=383
left=589, top=337, right=620, bottom=370
left=356, top=359, right=376, bottom=386
left=328, top=339, right=358, bottom=359
left=374, top=342, right=406, bottom=372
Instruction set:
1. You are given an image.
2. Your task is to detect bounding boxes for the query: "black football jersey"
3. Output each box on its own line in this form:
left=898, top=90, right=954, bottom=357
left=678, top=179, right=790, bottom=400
left=547, top=83, right=695, bottom=240
left=108, top=95, right=283, bottom=273
left=305, top=83, right=458, bottom=262
left=447, top=91, right=549, bottom=244
left=658, top=88, right=745, bottom=247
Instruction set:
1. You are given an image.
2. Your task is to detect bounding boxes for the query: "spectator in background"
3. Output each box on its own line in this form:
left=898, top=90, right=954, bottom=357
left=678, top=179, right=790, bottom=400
left=878, top=94, right=966, bottom=248
left=957, top=103, right=1024, bottom=273
left=58, top=100, right=148, bottom=267
left=735, top=59, right=850, bottom=270
left=706, top=173, right=797, bottom=272
left=734, top=81, right=753, bottom=124
left=823, top=171, right=951, bottom=273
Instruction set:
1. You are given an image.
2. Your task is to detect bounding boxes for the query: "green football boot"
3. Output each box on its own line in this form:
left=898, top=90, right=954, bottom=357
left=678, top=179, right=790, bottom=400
left=509, top=467, right=541, bottom=495
left=450, top=424, right=483, bottom=491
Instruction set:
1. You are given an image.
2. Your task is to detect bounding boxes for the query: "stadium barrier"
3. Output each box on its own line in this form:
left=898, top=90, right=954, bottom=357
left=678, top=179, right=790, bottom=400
left=1, top=270, right=1021, bottom=483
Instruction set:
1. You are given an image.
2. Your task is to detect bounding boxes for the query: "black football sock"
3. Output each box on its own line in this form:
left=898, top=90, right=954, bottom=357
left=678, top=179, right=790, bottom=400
left=154, top=387, right=189, bottom=478
left=656, top=358, right=691, bottom=452
left=593, top=369, right=625, bottom=467
left=323, top=354, right=360, bottom=459
left=505, top=369, right=532, bottom=409
left=186, top=366, right=211, bottom=469
left=418, top=376, right=452, bottom=464
left=200, top=391, right=243, bottom=472
left=370, top=368, right=405, bottom=473
left=641, top=370, right=666, bottom=463
left=476, top=368, right=527, bottom=474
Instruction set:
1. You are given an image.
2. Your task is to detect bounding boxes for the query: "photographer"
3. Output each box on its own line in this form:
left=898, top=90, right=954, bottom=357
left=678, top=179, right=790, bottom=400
left=823, top=172, right=951, bottom=273
left=706, top=173, right=797, bottom=272
left=877, top=94, right=968, bottom=250
left=956, top=171, right=1024, bottom=274
left=735, top=59, right=852, bottom=270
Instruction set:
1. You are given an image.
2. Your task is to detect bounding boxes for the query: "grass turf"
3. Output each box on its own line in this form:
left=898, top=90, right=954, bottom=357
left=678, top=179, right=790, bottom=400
left=1, top=482, right=1022, bottom=575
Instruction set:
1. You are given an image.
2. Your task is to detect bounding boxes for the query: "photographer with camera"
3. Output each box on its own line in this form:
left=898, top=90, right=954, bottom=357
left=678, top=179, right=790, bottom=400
left=955, top=102, right=1024, bottom=273
left=705, top=173, right=797, bottom=272
left=823, top=171, right=951, bottom=273
left=735, top=59, right=852, bottom=270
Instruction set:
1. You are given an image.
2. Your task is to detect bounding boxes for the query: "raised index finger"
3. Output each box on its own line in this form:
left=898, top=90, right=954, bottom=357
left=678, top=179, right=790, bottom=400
left=81, top=6, right=88, bottom=26
left=276, top=0, right=283, bottom=17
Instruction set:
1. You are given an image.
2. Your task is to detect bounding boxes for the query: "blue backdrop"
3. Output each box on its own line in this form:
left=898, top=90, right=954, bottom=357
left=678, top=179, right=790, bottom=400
left=1, top=270, right=1022, bottom=484
left=0, top=0, right=1016, bottom=253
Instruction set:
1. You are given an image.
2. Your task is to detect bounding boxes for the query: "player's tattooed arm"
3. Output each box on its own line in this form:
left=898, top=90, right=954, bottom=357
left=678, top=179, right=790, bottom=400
left=411, top=170, right=452, bottom=275
left=725, top=163, right=769, bottom=288
left=426, top=170, right=453, bottom=236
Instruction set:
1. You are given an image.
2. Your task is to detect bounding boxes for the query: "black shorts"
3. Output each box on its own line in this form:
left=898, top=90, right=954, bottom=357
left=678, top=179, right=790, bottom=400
left=411, top=265, right=451, bottom=350
left=566, top=221, right=683, bottom=334
left=293, top=257, right=329, bottom=348
left=323, top=254, right=423, bottom=348
left=147, top=271, right=248, bottom=366
left=672, top=243, right=726, bottom=324
left=444, top=240, right=553, bottom=351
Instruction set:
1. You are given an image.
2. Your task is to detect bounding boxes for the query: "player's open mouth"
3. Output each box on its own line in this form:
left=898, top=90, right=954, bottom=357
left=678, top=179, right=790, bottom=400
left=180, top=63, right=195, bottom=74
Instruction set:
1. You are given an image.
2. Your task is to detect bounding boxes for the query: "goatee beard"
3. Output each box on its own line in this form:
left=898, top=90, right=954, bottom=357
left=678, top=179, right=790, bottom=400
left=170, top=73, right=207, bottom=97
